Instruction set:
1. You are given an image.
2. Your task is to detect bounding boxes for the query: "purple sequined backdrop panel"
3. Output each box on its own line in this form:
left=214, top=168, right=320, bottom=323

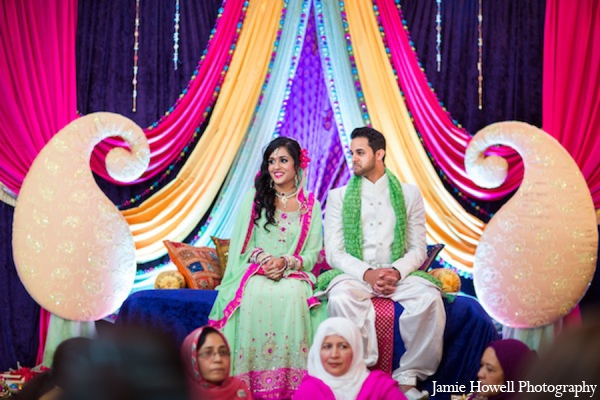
left=278, top=10, right=350, bottom=210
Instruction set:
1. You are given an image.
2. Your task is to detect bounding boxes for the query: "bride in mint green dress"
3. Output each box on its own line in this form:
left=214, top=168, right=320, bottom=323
left=209, top=137, right=326, bottom=399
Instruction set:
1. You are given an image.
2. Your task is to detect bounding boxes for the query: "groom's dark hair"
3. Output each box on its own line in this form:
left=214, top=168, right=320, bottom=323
left=351, top=126, right=386, bottom=162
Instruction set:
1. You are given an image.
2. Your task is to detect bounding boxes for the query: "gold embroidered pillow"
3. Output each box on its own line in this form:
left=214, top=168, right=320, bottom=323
left=163, top=241, right=222, bottom=290
left=154, top=270, right=186, bottom=289
left=211, top=236, right=231, bottom=274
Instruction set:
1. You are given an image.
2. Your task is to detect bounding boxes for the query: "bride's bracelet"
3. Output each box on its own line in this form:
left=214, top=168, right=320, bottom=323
left=281, top=255, right=301, bottom=271
left=249, top=248, right=272, bottom=265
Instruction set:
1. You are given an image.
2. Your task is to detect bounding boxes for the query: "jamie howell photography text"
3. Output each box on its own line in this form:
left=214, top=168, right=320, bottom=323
left=433, top=381, right=597, bottom=398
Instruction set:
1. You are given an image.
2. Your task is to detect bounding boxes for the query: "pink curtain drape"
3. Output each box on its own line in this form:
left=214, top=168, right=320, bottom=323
left=377, top=0, right=523, bottom=201
left=0, top=0, right=78, bottom=194
left=0, top=0, right=77, bottom=364
left=543, top=0, right=600, bottom=208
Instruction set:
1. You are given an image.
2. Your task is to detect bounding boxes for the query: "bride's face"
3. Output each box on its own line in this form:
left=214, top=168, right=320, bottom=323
left=268, top=146, right=297, bottom=191
left=320, top=335, right=353, bottom=377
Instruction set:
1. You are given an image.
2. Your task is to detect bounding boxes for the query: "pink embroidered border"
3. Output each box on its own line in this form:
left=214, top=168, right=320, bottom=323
left=237, top=367, right=306, bottom=400
left=293, top=190, right=314, bottom=258
left=209, top=262, right=262, bottom=329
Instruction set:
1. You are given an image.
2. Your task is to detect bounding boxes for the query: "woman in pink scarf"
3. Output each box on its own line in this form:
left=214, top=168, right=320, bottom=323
left=181, top=326, right=252, bottom=400
left=294, top=317, right=406, bottom=400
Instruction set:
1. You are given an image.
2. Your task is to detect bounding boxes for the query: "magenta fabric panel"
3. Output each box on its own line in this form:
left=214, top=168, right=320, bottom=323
left=377, top=0, right=523, bottom=201
left=91, top=0, right=246, bottom=184
left=543, top=0, right=600, bottom=207
left=0, top=0, right=79, bottom=194
left=36, top=309, right=51, bottom=365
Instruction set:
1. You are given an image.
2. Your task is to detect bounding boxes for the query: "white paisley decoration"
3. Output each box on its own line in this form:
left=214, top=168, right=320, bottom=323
left=13, top=113, right=149, bottom=321
left=466, top=121, right=597, bottom=328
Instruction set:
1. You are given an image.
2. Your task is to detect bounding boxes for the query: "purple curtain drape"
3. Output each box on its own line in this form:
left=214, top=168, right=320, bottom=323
left=81, top=0, right=245, bottom=185
left=0, top=200, right=40, bottom=371
left=278, top=10, right=350, bottom=209
left=543, top=0, right=600, bottom=208
left=76, top=0, right=222, bottom=128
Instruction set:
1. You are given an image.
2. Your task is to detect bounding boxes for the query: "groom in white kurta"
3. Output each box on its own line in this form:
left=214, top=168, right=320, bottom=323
left=324, top=127, right=445, bottom=397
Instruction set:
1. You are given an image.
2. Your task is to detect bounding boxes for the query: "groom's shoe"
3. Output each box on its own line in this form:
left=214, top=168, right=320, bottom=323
left=403, top=387, right=429, bottom=400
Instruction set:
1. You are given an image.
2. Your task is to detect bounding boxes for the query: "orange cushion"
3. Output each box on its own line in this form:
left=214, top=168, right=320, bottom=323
left=163, top=241, right=222, bottom=289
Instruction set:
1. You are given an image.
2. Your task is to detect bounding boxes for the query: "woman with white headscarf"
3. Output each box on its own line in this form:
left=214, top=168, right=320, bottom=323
left=294, top=317, right=406, bottom=400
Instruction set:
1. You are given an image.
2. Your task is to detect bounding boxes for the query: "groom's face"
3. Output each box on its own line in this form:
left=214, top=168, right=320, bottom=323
left=350, top=137, right=376, bottom=177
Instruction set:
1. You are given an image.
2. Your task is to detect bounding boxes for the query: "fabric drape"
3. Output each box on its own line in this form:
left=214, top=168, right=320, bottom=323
left=379, top=0, right=548, bottom=200
left=543, top=0, right=600, bottom=208
left=278, top=11, right=350, bottom=208
left=121, top=0, right=284, bottom=262
left=344, top=0, right=485, bottom=269
left=80, top=0, right=245, bottom=184
left=190, top=0, right=312, bottom=248
left=0, top=0, right=78, bottom=194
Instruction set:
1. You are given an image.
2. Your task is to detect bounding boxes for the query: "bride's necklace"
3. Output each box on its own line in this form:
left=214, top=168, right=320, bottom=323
left=275, top=187, right=299, bottom=209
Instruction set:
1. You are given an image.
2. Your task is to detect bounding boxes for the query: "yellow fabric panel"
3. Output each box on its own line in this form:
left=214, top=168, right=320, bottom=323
left=345, top=1, right=486, bottom=270
left=122, top=0, right=284, bottom=262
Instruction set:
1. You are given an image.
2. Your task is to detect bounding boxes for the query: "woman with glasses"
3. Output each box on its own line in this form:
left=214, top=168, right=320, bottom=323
left=181, top=326, right=252, bottom=399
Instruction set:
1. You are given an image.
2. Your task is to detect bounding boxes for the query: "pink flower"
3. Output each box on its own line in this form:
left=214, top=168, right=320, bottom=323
left=299, top=148, right=311, bottom=169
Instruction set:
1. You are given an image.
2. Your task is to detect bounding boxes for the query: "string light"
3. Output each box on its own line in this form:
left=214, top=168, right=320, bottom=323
left=436, top=0, right=442, bottom=72
left=132, top=0, right=140, bottom=112
left=173, top=0, right=180, bottom=70
left=477, top=0, right=483, bottom=110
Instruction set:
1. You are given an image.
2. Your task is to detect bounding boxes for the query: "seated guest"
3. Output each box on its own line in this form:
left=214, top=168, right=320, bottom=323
left=468, top=339, right=535, bottom=400
left=209, top=137, right=324, bottom=398
left=14, top=337, right=94, bottom=400
left=294, top=317, right=406, bottom=400
left=181, top=326, right=252, bottom=399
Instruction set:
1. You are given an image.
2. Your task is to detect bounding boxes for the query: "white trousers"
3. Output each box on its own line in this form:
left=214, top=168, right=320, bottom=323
left=327, top=275, right=446, bottom=386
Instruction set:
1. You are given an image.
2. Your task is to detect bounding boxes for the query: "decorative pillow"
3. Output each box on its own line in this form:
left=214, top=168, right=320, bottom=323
left=418, top=243, right=445, bottom=271
left=211, top=236, right=231, bottom=274
left=163, top=241, right=222, bottom=290
left=429, top=267, right=461, bottom=293
left=154, top=270, right=186, bottom=289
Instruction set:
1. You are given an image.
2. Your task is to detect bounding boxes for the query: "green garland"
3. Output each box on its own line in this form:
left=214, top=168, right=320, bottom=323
left=342, top=168, right=407, bottom=260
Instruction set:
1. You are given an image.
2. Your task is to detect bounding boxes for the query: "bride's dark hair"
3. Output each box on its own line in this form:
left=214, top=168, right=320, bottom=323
left=254, top=137, right=301, bottom=230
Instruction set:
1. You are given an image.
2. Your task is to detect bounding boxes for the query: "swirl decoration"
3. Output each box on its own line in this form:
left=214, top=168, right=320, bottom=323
left=467, top=122, right=598, bottom=328
left=12, top=113, right=149, bottom=321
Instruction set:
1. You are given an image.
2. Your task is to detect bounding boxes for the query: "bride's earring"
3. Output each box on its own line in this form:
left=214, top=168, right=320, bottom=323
left=294, top=174, right=300, bottom=188
left=270, top=179, right=274, bottom=189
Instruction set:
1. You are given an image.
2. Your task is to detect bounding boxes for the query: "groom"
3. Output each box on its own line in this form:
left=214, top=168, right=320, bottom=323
left=324, top=126, right=445, bottom=400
